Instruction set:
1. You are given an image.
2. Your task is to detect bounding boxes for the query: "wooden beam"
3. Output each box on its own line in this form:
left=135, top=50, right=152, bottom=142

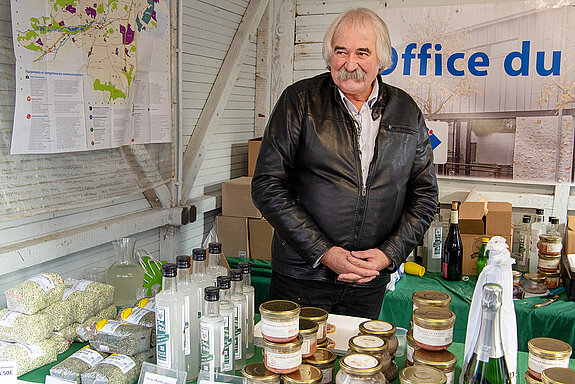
left=181, top=0, right=269, bottom=200
left=270, top=0, right=295, bottom=106
left=254, top=4, right=273, bottom=137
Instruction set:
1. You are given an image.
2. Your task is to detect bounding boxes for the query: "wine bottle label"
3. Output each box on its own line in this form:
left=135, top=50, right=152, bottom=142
left=450, top=210, right=458, bottom=224
left=265, top=348, right=302, bottom=369
left=261, top=316, right=298, bottom=338
left=155, top=306, right=171, bottom=368
left=528, top=353, right=569, bottom=374
left=413, top=324, right=453, bottom=346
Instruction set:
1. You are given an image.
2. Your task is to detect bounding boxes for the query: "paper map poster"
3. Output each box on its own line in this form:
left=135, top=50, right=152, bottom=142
left=10, top=0, right=171, bottom=154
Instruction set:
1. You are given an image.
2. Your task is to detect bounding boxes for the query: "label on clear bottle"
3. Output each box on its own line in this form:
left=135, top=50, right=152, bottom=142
left=200, top=324, right=224, bottom=372
left=73, top=348, right=104, bottom=367
left=28, top=274, right=55, bottom=292
left=433, top=228, right=442, bottom=258
left=265, top=349, right=301, bottom=369
left=183, top=297, right=191, bottom=355
left=155, top=306, right=172, bottom=368
left=261, top=317, right=299, bottom=339
left=528, top=353, right=569, bottom=374
left=413, top=323, right=453, bottom=346
left=222, top=313, right=234, bottom=371
left=103, top=354, right=136, bottom=373
left=234, top=305, right=243, bottom=360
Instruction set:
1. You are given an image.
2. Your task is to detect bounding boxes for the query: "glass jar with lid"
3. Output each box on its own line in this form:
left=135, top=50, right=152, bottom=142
left=300, top=307, right=329, bottom=343
left=412, top=307, right=455, bottom=351
left=528, top=337, right=572, bottom=380
left=300, top=318, right=319, bottom=358
left=262, top=333, right=303, bottom=374
left=358, top=320, right=398, bottom=355
left=347, top=334, right=391, bottom=372
left=242, top=362, right=281, bottom=384
left=260, top=300, right=301, bottom=343
left=304, top=348, right=337, bottom=384
left=336, top=353, right=385, bottom=384
left=538, top=254, right=561, bottom=273
left=399, top=366, right=446, bottom=384
left=405, top=329, right=420, bottom=367
left=283, top=364, right=323, bottom=384
left=521, top=273, right=548, bottom=294
left=541, top=367, right=575, bottom=384
left=525, top=372, right=542, bottom=384
left=383, top=361, right=397, bottom=382
left=538, top=270, right=561, bottom=289
left=537, top=234, right=562, bottom=255
left=412, top=290, right=451, bottom=311
left=412, top=349, right=457, bottom=384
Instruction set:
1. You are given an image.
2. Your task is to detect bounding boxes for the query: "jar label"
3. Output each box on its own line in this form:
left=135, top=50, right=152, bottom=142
left=103, top=354, right=135, bottom=374
left=73, top=348, right=104, bottom=367
left=354, top=335, right=384, bottom=348
left=317, top=321, right=326, bottom=340
left=446, top=369, right=455, bottom=384
left=528, top=353, right=569, bottom=374
left=261, top=317, right=298, bottom=339
left=0, top=311, right=21, bottom=328
left=364, top=321, right=392, bottom=332
left=538, top=257, right=560, bottom=270
left=413, top=323, right=453, bottom=346
left=406, top=344, right=415, bottom=363
left=545, top=243, right=562, bottom=253
left=265, top=348, right=301, bottom=369
left=321, top=367, right=333, bottom=384
left=302, top=338, right=311, bottom=355
left=28, top=274, right=55, bottom=292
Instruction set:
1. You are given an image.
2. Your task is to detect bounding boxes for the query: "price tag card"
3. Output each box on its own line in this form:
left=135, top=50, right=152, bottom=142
left=142, top=372, right=178, bottom=384
left=45, top=375, right=76, bottom=384
left=0, top=360, right=17, bottom=384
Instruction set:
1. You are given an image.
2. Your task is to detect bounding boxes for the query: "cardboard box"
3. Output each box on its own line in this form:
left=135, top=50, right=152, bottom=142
left=461, top=233, right=512, bottom=276
left=222, top=176, right=262, bottom=218
left=216, top=215, right=249, bottom=258
left=566, top=216, right=575, bottom=254
left=248, top=218, right=274, bottom=260
left=459, top=201, right=487, bottom=234
left=248, top=137, right=262, bottom=177
left=486, top=202, right=513, bottom=236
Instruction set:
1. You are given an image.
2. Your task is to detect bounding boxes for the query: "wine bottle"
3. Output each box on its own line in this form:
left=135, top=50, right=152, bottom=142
left=463, top=283, right=511, bottom=384
left=442, top=201, right=463, bottom=281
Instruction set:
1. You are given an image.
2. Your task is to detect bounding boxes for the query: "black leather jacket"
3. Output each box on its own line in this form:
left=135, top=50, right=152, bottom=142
left=251, top=72, right=438, bottom=286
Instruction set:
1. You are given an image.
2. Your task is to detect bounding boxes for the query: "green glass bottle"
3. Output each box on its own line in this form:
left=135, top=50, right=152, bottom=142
left=463, top=283, right=512, bottom=384
left=476, top=237, right=490, bottom=276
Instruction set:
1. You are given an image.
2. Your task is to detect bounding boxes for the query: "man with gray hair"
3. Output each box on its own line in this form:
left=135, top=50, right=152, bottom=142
left=252, top=8, right=438, bottom=319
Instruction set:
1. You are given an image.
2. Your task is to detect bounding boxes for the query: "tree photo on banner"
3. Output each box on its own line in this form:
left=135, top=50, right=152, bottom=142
left=377, top=1, right=575, bottom=183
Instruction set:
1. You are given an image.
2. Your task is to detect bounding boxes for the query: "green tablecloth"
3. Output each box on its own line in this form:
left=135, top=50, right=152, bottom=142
left=227, top=257, right=575, bottom=352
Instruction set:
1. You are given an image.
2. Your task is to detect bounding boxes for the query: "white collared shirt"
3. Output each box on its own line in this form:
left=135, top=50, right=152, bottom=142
left=338, top=81, right=381, bottom=186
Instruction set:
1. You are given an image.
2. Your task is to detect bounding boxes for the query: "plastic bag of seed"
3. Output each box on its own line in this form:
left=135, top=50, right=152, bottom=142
left=0, top=339, right=57, bottom=376
left=89, top=319, right=151, bottom=355
left=50, top=346, right=107, bottom=383
left=0, top=308, right=54, bottom=344
left=97, top=305, right=118, bottom=320
left=47, top=333, right=71, bottom=354
left=119, top=306, right=156, bottom=346
left=133, top=347, right=156, bottom=364
left=65, top=278, right=115, bottom=312
left=5, top=273, right=65, bottom=314
left=134, top=297, right=155, bottom=311
left=81, top=353, right=142, bottom=384
left=57, top=323, right=80, bottom=343
left=42, top=299, right=75, bottom=331
left=62, top=287, right=99, bottom=323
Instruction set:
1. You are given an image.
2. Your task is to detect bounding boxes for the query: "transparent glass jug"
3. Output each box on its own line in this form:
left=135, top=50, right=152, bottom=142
left=105, top=237, right=145, bottom=307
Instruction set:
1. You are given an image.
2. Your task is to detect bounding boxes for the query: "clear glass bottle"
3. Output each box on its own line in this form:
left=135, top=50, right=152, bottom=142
left=514, top=215, right=532, bottom=273
left=547, top=217, right=560, bottom=236
left=476, top=238, right=490, bottom=276
left=176, top=255, right=197, bottom=380
left=206, top=242, right=228, bottom=284
left=426, top=207, right=443, bottom=273
left=200, top=286, right=225, bottom=372
left=530, top=209, right=546, bottom=273
left=238, top=261, right=255, bottom=359
left=189, top=248, right=211, bottom=375
left=105, top=237, right=145, bottom=307
left=155, top=263, right=186, bottom=372
left=216, top=276, right=236, bottom=373
left=442, top=201, right=462, bottom=281
left=230, top=268, right=247, bottom=369
left=462, top=283, right=511, bottom=384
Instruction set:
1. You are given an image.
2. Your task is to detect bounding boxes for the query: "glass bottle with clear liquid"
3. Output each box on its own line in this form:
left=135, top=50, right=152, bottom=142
left=155, top=263, right=186, bottom=373
left=426, top=207, right=443, bottom=273
left=238, top=261, right=255, bottom=359
left=547, top=217, right=560, bottom=236
left=189, top=248, right=212, bottom=375
left=229, top=269, right=247, bottom=369
left=463, top=283, right=511, bottom=384
left=176, top=255, right=197, bottom=380
left=206, top=242, right=228, bottom=285
left=105, top=237, right=145, bottom=307
left=216, top=276, right=235, bottom=373
left=530, top=209, right=545, bottom=273
left=200, top=286, right=225, bottom=373
left=514, top=215, right=531, bottom=273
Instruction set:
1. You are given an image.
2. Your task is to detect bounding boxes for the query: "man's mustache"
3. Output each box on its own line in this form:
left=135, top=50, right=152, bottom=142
left=337, top=67, right=367, bottom=82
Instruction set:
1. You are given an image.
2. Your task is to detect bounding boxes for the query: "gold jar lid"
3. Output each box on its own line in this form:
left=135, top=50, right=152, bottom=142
left=359, top=320, right=396, bottom=337
left=538, top=270, right=561, bottom=278
left=399, top=365, right=447, bottom=384
left=300, top=307, right=328, bottom=322
left=512, top=271, right=523, bottom=278
left=412, top=307, right=455, bottom=327
left=349, top=334, right=388, bottom=353
left=528, top=338, right=572, bottom=359
left=317, top=338, right=329, bottom=348
left=282, top=364, right=323, bottom=384
left=539, top=253, right=561, bottom=260
left=524, top=273, right=547, bottom=282
left=525, top=372, right=542, bottom=384
left=413, top=349, right=457, bottom=370
left=299, top=318, right=319, bottom=335
left=339, top=353, right=382, bottom=376
left=260, top=300, right=300, bottom=318
left=412, top=290, right=451, bottom=307
left=242, top=362, right=279, bottom=383
left=542, top=368, right=575, bottom=384
left=303, top=348, right=337, bottom=366
left=263, top=333, right=303, bottom=350
left=539, top=234, right=562, bottom=243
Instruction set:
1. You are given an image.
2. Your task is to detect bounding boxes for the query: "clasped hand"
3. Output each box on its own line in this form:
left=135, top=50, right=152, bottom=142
left=320, top=246, right=392, bottom=284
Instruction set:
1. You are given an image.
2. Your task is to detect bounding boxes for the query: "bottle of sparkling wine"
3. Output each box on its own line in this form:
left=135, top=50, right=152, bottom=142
left=463, top=283, right=511, bottom=384
left=442, top=201, right=463, bottom=281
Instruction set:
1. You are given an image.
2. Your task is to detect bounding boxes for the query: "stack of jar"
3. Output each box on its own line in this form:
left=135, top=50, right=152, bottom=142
left=355, top=320, right=398, bottom=381
left=525, top=337, right=573, bottom=383
left=405, top=290, right=457, bottom=384
left=535, top=234, right=563, bottom=290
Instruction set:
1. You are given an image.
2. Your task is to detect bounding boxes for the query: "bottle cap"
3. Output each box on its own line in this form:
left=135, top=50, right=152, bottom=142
left=204, top=286, right=219, bottom=301
left=230, top=268, right=243, bottom=281
left=550, top=217, right=559, bottom=224
left=238, top=261, right=251, bottom=274
left=216, top=275, right=231, bottom=289
left=176, top=255, right=191, bottom=268
left=209, top=242, right=222, bottom=253
left=481, top=237, right=490, bottom=243
left=162, top=263, right=177, bottom=278
left=482, top=283, right=503, bottom=310
left=536, top=208, right=544, bottom=215
left=192, top=248, right=207, bottom=261
left=523, top=215, right=532, bottom=223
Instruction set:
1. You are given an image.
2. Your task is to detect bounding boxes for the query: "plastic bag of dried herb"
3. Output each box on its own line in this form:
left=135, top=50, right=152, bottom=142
left=0, top=339, right=57, bottom=376
left=47, top=333, right=71, bottom=354
left=89, top=319, right=151, bottom=355
left=81, top=353, right=142, bottom=384
left=62, top=287, right=99, bottom=323
left=42, top=299, right=74, bottom=331
left=5, top=273, right=65, bottom=314
left=65, top=278, right=115, bottom=312
left=133, top=347, right=156, bottom=364
left=119, top=306, right=156, bottom=346
left=0, top=308, right=54, bottom=344
left=57, top=323, right=79, bottom=343
left=50, top=346, right=107, bottom=383
left=98, top=305, right=118, bottom=320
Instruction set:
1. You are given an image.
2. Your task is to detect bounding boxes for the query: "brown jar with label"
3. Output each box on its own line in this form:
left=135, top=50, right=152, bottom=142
left=541, top=367, right=575, bottom=384
left=537, top=234, right=562, bottom=255
left=527, top=337, right=572, bottom=380
left=412, top=290, right=451, bottom=311
left=260, top=300, right=301, bottom=343
left=412, top=307, right=455, bottom=351
left=304, top=348, right=337, bottom=384
left=413, top=349, right=457, bottom=384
